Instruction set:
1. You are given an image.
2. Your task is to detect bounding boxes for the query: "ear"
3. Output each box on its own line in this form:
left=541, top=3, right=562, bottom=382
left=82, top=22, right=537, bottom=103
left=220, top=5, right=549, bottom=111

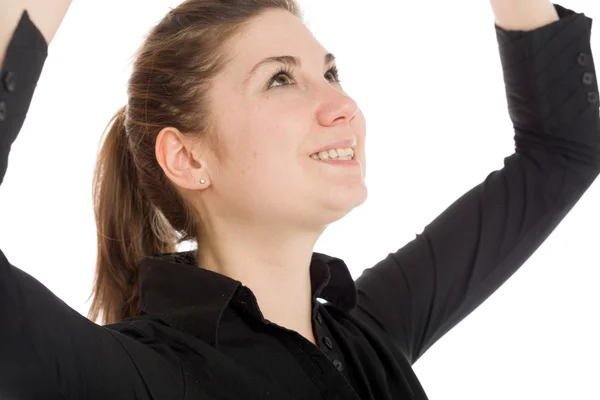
left=155, top=127, right=211, bottom=190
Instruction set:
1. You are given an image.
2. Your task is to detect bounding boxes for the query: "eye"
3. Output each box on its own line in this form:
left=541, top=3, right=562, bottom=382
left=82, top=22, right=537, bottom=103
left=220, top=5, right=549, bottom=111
left=267, top=66, right=295, bottom=89
left=325, top=65, right=341, bottom=83
left=266, top=65, right=342, bottom=90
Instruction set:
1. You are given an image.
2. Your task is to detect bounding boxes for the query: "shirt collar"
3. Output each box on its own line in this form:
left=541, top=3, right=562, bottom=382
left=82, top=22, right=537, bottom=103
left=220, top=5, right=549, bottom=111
left=137, top=251, right=357, bottom=346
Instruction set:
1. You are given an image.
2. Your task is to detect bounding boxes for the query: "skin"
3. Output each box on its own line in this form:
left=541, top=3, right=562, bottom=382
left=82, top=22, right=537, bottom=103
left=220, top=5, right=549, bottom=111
left=490, top=0, right=558, bottom=31
left=156, top=8, right=367, bottom=344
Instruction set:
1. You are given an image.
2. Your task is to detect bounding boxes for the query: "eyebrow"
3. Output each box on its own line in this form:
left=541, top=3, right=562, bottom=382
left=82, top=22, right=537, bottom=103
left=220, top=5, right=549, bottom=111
left=244, top=53, right=336, bottom=85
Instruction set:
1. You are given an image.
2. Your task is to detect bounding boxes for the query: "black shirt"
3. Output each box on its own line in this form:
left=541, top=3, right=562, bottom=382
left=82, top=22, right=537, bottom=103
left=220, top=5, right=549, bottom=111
left=1, top=5, right=599, bottom=400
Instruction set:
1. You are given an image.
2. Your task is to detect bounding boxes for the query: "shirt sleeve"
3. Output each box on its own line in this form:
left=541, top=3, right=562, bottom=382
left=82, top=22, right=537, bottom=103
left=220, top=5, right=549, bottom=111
left=352, top=3, right=600, bottom=365
left=0, top=10, right=47, bottom=186
left=0, top=12, right=178, bottom=400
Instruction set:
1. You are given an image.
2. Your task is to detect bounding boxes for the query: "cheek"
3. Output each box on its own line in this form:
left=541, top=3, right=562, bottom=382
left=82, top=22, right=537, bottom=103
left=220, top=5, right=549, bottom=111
left=352, top=109, right=367, bottom=138
left=252, top=111, right=308, bottom=159
left=226, top=95, right=312, bottom=175
left=230, top=140, right=291, bottom=181
left=353, top=110, right=367, bottom=175
left=237, top=144, right=304, bottom=199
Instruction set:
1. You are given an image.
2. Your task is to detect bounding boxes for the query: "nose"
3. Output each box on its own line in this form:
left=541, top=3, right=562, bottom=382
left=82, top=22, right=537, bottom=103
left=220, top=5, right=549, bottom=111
left=315, top=85, right=359, bottom=127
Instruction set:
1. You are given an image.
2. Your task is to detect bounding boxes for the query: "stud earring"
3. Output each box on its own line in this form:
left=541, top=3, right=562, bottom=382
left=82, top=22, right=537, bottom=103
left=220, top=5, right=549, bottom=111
left=199, top=178, right=206, bottom=185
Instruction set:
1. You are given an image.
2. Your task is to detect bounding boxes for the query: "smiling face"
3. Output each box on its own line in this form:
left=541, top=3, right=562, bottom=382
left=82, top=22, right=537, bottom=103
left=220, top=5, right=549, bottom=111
left=201, top=8, right=367, bottom=229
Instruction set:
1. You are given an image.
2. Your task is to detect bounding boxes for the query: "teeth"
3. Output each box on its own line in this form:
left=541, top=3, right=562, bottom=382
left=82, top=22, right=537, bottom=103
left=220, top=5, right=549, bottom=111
left=336, top=148, right=349, bottom=156
left=310, top=147, right=355, bottom=161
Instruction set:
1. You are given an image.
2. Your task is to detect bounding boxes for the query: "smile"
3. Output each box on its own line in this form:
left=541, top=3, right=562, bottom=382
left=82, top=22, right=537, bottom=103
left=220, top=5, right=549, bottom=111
left=309, top=147, right=355, bottom=161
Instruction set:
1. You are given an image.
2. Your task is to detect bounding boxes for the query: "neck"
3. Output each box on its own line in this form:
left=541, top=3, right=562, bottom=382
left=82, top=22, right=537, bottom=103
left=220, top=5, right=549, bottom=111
left=196, top=218, right=323, bottom=343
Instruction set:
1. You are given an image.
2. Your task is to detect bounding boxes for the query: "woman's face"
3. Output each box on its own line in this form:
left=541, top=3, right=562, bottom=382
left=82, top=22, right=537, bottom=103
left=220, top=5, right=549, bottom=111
left=203, top=8, right=367, bottom=229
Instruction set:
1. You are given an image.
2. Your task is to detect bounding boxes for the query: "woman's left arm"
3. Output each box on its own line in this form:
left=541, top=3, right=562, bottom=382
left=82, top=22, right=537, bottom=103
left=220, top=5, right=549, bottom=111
left=352, top=2, right=600, bottom=365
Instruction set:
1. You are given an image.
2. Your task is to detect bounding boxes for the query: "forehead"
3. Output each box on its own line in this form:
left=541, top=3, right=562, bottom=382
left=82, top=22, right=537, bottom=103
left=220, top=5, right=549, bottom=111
left=224, top=9, right=326, bottom=71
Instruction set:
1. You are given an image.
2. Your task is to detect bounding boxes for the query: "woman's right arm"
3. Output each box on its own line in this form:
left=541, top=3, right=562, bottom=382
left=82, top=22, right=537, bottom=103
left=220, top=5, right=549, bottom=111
left=0, top=0, right=76, bottom=185
left=0, top=5, right=181, bottom=399
left=0, top=0, right=72, bottom=66
left=0, top=249, right=176, bottom=399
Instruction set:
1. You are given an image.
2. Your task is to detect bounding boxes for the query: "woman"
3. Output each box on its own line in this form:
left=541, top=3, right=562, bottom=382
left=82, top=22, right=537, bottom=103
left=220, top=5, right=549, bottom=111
left=1, top=0, right=598, bottom=399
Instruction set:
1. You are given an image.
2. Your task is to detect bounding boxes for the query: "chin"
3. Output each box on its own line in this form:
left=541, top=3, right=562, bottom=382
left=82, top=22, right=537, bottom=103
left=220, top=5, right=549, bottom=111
left=320, top=184, right=368, bottom=223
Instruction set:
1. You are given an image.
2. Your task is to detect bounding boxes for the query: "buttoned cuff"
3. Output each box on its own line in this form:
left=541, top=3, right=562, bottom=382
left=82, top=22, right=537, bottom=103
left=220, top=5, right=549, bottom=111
left=494, top=4, right=599, bottom=152
left=0, top=10, right=48, bottom=184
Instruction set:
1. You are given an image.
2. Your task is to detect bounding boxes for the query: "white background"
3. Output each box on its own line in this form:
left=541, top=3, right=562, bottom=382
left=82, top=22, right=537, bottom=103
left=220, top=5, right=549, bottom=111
left=0, top=0, right=598, bottom=399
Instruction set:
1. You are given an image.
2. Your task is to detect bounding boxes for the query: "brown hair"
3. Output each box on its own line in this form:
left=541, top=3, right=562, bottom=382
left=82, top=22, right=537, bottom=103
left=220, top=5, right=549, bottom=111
left=88, top=0, right=301, bottom=325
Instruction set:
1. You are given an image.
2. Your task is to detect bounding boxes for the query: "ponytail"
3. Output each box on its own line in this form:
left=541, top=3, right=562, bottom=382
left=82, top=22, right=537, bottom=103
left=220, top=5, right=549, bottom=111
left=88, top=106, right=177, bottom=325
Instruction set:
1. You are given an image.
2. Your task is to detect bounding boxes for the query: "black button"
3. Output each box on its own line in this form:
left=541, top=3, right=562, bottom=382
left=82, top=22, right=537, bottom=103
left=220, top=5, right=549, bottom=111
left=577, top=52, right=589, bottom=66
left=316, top=312, right=323, bottom=324
left=3, top=71, right=16, bottom=92
left=0, top=101, right=6, bottom=121
left=587, top=92, right=598, bottom=104
left=582, top=72, right=595, bottom=86
left=323, top=337, right=333, bottom=349
left=333, top=359, right=344, bottom=372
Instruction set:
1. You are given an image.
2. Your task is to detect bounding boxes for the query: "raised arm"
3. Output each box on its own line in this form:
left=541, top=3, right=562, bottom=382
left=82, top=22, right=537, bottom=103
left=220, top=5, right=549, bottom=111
left=352, top=2, right=600, bottom=365
left=0, top=5, right=182, bottom=399
left=0, top=0, right=72, bottom=65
